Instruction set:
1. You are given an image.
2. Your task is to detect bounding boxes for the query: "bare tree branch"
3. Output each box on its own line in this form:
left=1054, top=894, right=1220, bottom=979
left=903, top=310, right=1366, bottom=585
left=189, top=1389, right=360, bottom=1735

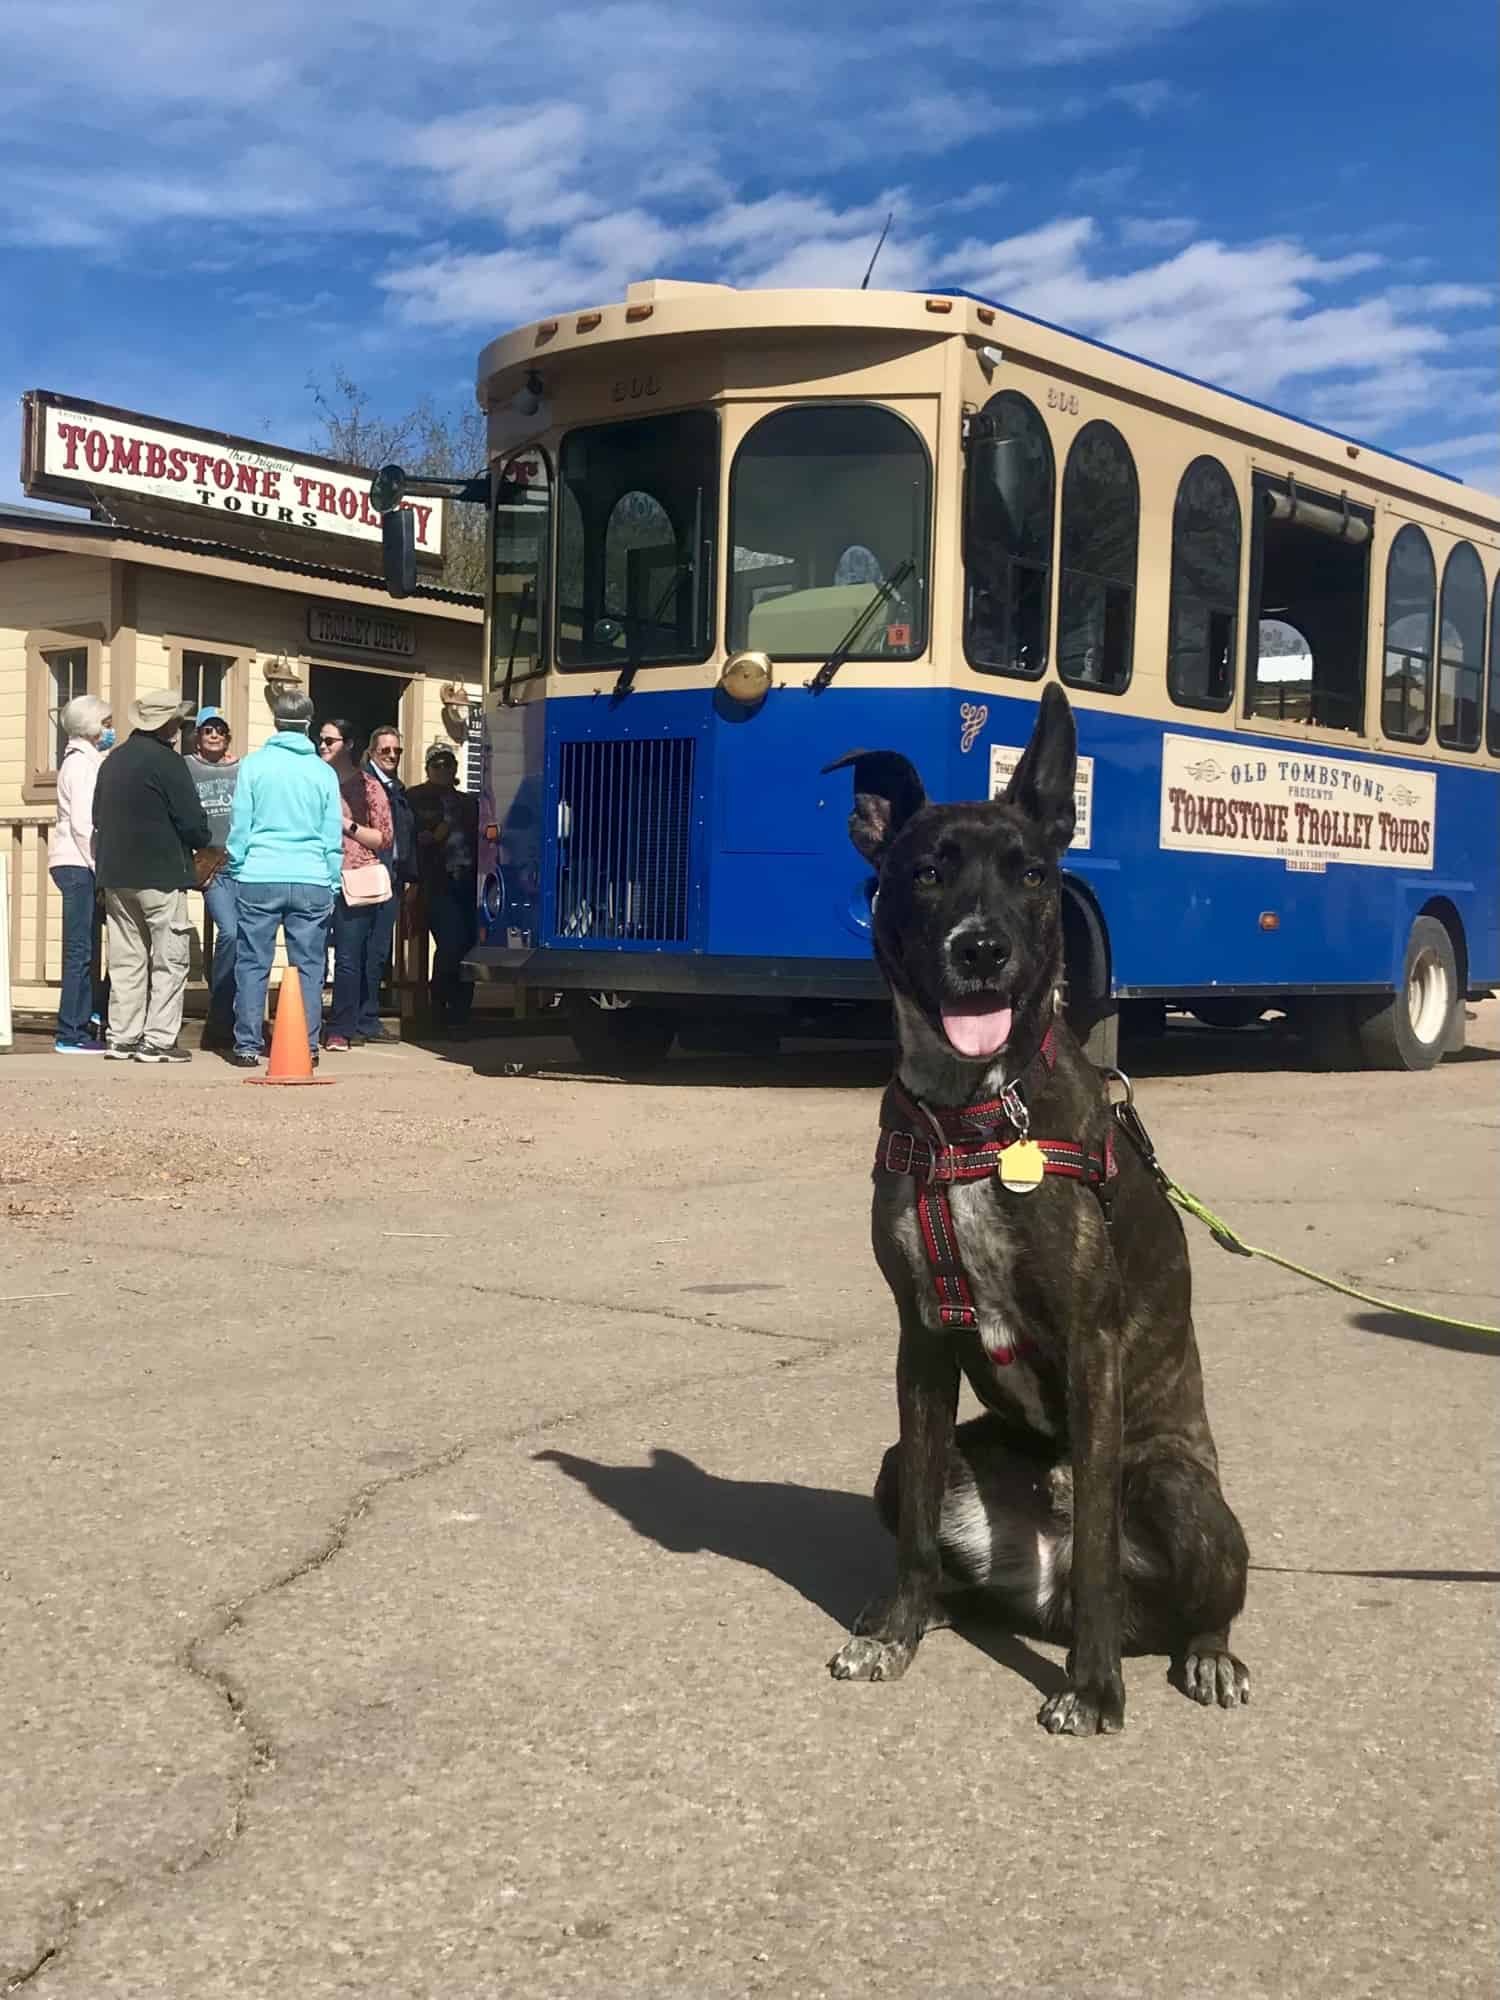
left=308, top=368, right=487, bottom=594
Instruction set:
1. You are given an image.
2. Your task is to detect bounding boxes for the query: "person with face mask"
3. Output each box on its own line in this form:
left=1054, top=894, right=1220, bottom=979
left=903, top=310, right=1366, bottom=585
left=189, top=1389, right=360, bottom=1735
left=47, top=695, right=114, bottom=1053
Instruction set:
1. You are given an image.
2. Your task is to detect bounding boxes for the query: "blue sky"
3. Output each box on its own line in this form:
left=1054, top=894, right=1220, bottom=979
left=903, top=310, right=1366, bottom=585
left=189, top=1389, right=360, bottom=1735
left=2, top=0, right=1495, bottom=500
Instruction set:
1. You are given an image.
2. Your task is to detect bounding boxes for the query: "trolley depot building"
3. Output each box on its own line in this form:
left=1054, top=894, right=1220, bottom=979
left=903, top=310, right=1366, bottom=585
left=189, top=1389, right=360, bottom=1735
left=3, top=391, right=481, bottom=1018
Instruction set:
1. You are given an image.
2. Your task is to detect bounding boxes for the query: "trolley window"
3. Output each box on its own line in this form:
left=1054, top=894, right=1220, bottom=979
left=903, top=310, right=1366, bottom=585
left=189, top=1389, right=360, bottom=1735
left=1436, top=541, right=1485, bottom=752
left=1380, top=524, right=1435, bottom=743
left=727, top=405, right=929, bottom=659
left=489, top=449, right=551, bottom=696
left=556, top=410, right=717, bottom=671
left=1057, top=421, right=1138, bottom=694
left=1489, top=571, right=1500, bottom=757
left=964, top=390, right=1054, bottom=678
left=1246, top=474, right=1371, bottom=733
left=1167, top=456, right=1241, bottom=710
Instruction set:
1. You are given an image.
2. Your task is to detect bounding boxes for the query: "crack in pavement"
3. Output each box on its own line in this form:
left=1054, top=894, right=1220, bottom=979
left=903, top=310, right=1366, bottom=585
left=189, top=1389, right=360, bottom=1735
left=5, top=1296, right=837, bottom=1994
left=458, top=1280, right=839, bottom=1345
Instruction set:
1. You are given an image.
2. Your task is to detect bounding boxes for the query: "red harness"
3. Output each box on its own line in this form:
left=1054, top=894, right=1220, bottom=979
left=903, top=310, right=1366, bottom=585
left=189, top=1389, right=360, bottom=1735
left=875, top=1027, right=1117, bottom=1356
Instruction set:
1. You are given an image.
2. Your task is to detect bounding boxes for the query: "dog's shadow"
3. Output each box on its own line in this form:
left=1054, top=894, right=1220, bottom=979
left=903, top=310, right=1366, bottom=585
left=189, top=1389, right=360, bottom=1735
left=534, top=1446, right=1068, bottom=1698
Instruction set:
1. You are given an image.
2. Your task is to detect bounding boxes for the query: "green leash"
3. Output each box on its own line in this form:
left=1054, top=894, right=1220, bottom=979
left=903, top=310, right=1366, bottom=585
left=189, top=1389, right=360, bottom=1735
left=1104, top=1072, right=1500, bottom=1341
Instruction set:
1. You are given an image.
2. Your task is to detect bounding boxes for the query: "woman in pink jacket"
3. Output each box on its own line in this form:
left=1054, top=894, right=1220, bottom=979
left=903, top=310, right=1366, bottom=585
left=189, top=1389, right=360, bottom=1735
left=47, top=695, right=114, bottom=1053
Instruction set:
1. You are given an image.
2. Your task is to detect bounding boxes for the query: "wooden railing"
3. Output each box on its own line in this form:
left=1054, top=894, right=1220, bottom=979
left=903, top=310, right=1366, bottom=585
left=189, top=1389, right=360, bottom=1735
left=4, top=814, right=59, bottom=999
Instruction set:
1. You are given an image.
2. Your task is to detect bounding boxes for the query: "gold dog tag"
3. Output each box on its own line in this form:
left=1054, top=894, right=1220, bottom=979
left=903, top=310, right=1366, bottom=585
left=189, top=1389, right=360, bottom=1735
left=998, top=1140, right=1045, bottom=1194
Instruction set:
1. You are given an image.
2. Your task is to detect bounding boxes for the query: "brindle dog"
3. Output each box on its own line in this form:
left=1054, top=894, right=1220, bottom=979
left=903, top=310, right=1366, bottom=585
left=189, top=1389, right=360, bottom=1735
left=825, top=685, right=1250, bottom=1735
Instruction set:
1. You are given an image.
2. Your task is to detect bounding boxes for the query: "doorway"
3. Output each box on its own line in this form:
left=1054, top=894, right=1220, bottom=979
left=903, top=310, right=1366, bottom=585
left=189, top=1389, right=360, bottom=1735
left=308, top=663, right=412, bottom=757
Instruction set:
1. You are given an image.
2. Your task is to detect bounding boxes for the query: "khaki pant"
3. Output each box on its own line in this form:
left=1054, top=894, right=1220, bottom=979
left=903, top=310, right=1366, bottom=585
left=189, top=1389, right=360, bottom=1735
left=104, top=888, right=193, bottom=1054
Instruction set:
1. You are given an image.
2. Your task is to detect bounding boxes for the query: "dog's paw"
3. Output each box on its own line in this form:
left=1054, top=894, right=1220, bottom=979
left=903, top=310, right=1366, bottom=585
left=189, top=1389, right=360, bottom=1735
left=829, top=1634, right=916, bottom=1682
left=1180, top=1643, right=1250, bottom=1709
left=1038, top=1674, right=1126, bottom=1737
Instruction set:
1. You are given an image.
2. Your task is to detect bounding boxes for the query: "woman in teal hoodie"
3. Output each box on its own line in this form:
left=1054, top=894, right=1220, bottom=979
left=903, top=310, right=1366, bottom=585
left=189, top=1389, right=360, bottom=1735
left=223, top=691, right=343, bottom=1069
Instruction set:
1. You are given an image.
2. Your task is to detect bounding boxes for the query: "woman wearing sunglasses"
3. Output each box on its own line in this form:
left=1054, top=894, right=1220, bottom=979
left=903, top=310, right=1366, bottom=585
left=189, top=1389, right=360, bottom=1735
left=317, top=719, right=394, bottom=1051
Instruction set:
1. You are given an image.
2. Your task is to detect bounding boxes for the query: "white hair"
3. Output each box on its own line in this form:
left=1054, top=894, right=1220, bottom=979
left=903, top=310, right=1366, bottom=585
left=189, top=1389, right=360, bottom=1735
left=60, top=694, right=111, bottom=741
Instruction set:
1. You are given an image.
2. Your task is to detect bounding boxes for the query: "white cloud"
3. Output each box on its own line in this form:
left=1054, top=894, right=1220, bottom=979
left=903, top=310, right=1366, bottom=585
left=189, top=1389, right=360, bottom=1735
left=1069, top=160, right=1142, bottom=203
left=1119, top=214, right=1196, bottom=247
left=1108, top=79, right=1174, bottom=115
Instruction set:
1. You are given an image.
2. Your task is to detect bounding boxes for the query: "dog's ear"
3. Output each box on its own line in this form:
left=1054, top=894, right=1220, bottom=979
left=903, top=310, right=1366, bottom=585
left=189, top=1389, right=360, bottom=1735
left=822, top=749, right=927, bottom=866
left=999, top=684, right=1076, bottom=853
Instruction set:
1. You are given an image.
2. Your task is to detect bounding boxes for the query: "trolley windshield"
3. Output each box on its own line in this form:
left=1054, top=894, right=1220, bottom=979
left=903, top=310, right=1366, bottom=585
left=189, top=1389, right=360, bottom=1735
left=556, top=410, right=718, bottom=671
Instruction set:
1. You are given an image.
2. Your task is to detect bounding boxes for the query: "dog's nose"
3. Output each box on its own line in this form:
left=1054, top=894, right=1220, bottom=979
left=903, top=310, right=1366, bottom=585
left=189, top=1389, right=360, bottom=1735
left=951, top=928, right=1011, bottom=981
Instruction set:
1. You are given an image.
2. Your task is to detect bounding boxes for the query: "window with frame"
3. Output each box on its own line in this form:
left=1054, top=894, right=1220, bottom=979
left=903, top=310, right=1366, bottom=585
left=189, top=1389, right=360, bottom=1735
left=1057, top=421, right=1137, bottom=693
left=964, top=390, right=1054, bottom=678
left=1381, top=524, right=1435, bottom=743
left=556, top=410, right=717, bottom=670
left=726, top=404, right=930, bottom=659
left=489, top=449, right=551, bottom=695
left=1167, top=457, right=1240, bottom=710
left=1245, top=475, right=1371, bottom=734
left=1435, top=541, right=1485, bottom=752
left=45, top=647, right=90, bottom=768
left=179, top=651, right=232, bottom=754
left=1488, top=572, right=1500, bottom=757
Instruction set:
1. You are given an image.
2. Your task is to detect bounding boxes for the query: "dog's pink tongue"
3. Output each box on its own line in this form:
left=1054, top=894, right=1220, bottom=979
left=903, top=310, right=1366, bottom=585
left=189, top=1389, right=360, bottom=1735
left=941, top=1002, right=1013, bottom=1059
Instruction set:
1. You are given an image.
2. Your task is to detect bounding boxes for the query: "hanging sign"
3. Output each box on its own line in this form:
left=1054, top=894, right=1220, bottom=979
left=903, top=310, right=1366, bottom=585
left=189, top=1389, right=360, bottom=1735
left=21, top=390, right=445, bottom=561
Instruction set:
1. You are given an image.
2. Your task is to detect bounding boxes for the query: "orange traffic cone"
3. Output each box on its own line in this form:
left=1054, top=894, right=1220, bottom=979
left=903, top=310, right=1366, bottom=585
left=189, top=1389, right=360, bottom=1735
left=245, top=965, right=333, bottom=1086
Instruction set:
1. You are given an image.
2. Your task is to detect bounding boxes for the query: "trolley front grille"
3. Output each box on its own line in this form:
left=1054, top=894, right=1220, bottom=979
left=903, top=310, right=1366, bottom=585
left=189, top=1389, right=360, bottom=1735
left=552, top=737, right=695, bottom=945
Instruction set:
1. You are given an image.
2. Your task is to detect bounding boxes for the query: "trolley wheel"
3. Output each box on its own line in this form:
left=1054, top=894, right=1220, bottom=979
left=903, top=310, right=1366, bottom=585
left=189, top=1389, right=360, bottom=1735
left=1069, top=1001, right=1119, bottom=1069
left=1352, top=917, right=1459, bottom=1072
left=1190, top=998, right=1266, bottom=1031
left=565, top=993, right=676, bottom=1073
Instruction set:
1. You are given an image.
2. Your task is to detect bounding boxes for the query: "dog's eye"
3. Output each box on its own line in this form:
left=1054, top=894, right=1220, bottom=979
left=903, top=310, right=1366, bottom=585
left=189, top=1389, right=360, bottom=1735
left=913, top=864, right=941, bottom=889
left=1020, top=864, right=1046, bottom=889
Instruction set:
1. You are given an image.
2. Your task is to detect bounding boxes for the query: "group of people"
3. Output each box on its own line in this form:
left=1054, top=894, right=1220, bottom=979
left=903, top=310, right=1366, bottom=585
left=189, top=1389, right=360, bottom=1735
left=47, top=686, right=479, bottom=1065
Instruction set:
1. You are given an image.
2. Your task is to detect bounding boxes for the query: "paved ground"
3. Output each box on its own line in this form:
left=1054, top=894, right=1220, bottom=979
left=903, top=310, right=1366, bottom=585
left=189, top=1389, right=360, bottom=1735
left=1, top=1004, right=1497, bottom=1998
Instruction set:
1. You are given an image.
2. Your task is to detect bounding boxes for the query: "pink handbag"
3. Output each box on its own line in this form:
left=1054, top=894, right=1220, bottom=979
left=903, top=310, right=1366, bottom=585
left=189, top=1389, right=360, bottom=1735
left=341, top=861, right=392, bottom=906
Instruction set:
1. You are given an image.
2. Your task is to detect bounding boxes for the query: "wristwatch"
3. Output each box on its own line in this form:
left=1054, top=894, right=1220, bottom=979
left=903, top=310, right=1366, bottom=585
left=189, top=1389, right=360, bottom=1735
left=347, top=822, right=359, bottom=837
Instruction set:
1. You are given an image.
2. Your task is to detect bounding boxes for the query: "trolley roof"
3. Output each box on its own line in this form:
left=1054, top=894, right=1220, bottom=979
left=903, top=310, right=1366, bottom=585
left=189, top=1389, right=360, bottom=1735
left=476, top=279, right=1498, bottom=529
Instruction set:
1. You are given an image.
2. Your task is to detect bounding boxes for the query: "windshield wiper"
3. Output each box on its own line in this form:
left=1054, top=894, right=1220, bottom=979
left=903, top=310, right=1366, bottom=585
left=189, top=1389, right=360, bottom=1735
left=806, top=557, right=915, bottom=694
left=499, top=578, right=535, bottom=709
left=611, top=560, right=690, bottom=702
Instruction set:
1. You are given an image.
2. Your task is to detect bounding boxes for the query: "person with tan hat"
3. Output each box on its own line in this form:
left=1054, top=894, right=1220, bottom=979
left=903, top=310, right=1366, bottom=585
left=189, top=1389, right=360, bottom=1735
left=92, top=687, right=214, bottom=1064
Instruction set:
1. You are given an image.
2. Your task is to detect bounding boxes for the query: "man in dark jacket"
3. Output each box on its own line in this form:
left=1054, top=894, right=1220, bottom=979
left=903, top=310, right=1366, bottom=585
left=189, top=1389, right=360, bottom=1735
left=361, top=724, right=416, bottom=1043
left=93, top=687, right=213, bottom=1064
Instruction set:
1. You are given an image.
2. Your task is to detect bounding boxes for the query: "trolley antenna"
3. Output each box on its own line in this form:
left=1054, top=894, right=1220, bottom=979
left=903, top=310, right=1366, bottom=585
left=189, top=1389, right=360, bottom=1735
left=860, top=212, right=894, bottom=290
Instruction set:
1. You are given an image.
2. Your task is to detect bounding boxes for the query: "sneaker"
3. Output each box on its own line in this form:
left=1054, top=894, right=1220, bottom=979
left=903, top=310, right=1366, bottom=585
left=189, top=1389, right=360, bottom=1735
left=105, top=1042, right=140, bottom=1060
left=55, top=1037, right=106, bottom=1055
left=134, top=1044, right=192, bottom=1065
left=356, top=1025, right=396, bottom=1044
left=227, top=1050, right=261, bottom=1070
left=323, top=1034, right=351, bottom=1052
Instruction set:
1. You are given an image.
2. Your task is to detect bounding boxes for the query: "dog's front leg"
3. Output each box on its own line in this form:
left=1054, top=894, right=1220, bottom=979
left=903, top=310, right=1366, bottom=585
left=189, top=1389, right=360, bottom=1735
left=830, top=1318, right=957, bottom=1682
left=1039, top=1309, right=1126, bottom=1736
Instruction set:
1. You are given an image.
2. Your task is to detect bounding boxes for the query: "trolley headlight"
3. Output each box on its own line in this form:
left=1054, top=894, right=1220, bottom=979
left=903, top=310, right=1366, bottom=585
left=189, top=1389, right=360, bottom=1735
left=718, top=650, right=773, bottom=706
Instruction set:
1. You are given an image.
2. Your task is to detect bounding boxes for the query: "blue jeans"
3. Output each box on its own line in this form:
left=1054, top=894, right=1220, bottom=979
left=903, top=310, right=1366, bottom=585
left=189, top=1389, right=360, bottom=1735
left=328, top=894, right=385, bottom=1039
left=50, top=864, right=100, bottom=1043
left=201, top=873, right=240, bottom=1034
left=233, top=882, right=334, bottom=1057
left=427, top=876, right=478, bottom=1025
left=363, top=892, right=401, bottom=1036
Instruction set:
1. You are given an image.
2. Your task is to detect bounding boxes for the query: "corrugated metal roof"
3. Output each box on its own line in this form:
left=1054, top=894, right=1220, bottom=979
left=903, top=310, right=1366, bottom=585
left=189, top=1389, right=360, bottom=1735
left=0, top=503, right=483, bottom=607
